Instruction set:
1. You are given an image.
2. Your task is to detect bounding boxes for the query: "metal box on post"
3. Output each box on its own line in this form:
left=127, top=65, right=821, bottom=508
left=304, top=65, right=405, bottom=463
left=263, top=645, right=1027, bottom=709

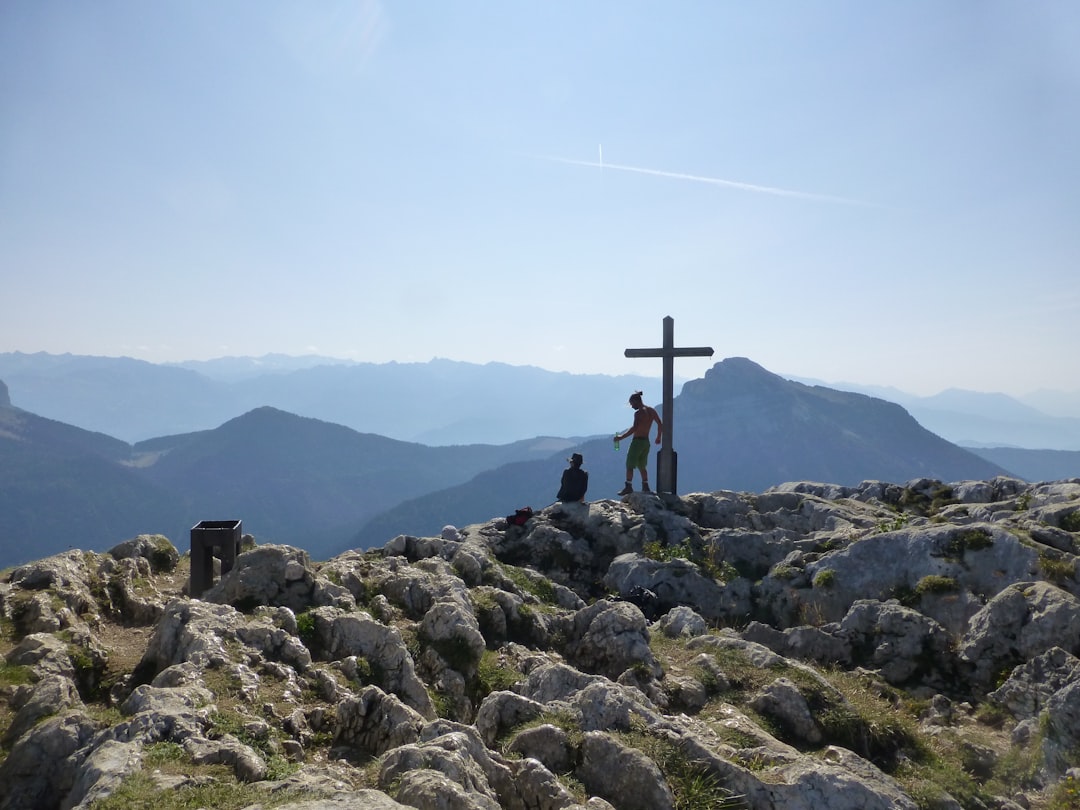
left=190, top=519, right=242, bottom=598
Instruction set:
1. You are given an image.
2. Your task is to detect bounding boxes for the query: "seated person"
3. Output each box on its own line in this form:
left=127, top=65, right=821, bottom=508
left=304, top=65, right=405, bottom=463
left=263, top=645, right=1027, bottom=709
left=557, top=453, right=589, bottom=503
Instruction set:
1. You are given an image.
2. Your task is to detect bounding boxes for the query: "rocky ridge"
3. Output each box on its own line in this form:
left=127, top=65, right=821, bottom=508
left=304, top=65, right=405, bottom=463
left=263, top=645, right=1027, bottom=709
left=2, top=476, right=1080, bottom=810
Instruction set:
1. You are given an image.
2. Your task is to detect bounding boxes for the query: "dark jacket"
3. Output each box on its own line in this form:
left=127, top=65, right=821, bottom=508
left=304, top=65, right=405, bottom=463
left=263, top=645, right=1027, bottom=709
left=557, top=466, right=589, bottom=502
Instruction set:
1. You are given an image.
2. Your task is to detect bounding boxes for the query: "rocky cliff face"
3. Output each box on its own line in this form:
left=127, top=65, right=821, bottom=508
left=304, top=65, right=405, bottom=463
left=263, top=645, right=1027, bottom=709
left=2, top=477, right=1080, bottom=810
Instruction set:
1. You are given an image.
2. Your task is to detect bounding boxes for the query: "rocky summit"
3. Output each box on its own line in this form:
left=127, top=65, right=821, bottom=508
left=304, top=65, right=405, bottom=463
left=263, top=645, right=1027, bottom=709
left=2, top=477, right=1080, bottom=810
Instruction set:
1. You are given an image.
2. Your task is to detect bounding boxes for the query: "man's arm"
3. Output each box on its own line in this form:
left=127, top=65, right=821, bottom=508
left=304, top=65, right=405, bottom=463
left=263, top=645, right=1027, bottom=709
left=650, top=407, right=663, bottom=444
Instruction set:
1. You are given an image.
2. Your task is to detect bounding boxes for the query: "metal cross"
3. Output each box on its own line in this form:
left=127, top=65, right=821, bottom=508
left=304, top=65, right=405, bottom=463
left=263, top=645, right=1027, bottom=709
left=625, top=316, right=714, bottom=495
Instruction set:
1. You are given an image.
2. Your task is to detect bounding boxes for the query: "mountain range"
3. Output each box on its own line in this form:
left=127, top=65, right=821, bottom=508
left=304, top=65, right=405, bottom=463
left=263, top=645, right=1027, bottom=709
left=0, top=359, right=1022, bottom=569
left=3, top=351, right=1080, bottom=450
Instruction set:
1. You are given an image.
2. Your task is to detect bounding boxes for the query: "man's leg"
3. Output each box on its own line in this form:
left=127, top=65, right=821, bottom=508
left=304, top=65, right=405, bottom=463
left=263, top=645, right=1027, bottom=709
left=639, top=464, right=651, bottom=492
left=619, top=467, right=634, bottom=495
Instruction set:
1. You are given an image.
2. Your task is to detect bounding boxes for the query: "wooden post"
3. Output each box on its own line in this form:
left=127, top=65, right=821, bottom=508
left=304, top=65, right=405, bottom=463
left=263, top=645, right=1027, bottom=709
left=625, top=316, right=713, bottom=495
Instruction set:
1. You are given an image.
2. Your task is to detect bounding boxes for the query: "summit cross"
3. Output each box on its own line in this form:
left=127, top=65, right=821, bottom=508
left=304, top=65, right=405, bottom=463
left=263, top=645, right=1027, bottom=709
left=624, top=316, right=714, bottom=495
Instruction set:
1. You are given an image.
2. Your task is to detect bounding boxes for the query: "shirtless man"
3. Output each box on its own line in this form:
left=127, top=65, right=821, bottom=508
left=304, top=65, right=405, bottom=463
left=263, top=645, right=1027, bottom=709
left=616, top=391, right=662, bottom=495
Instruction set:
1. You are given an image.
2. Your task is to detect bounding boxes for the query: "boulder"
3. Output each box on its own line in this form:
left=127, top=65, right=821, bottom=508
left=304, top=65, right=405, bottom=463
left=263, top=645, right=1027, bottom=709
left=0, top=712, right=97, bottom=810
left=309, top=607, right=436, bottom=718
left=205, top=544, right=354, bottom=612
left=958, top=582, right=1080, bottom=688
left=750, top=677, right=822, bottom=745
left=563, top=599, right=661, bottom=681
left=333, top=685, right=426, bottom=757
left=576, top=731, right=675, bottom=810
left=989, top=647, right=1080, bottom=720
left=839, top=599, right=952, bottom=685
left=603, top=553, right=746, bottom=622
left=658, top=605, right=708, bottom=638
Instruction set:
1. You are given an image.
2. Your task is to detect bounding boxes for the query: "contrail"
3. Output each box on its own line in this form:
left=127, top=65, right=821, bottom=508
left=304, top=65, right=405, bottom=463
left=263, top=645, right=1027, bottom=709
left=528, top=153, right=875, bottom=207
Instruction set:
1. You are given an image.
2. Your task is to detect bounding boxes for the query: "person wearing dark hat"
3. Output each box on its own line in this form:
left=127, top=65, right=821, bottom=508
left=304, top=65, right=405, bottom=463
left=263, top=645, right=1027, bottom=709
left=557, top=452, right=589, bottom=503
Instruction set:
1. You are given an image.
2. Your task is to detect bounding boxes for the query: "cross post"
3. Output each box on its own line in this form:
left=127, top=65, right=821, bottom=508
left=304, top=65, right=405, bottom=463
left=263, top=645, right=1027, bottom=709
left=625, top=316, right=713, bottom=495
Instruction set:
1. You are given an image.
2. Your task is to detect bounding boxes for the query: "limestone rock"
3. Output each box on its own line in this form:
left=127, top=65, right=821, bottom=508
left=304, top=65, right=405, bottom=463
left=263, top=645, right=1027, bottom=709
left=309, top=606, right=435, bottom=717
left=563, top=599, right=661, bottom=681
left=750, top=677, right=823, bottom=745
left=3, top=672, right=82, bottom=747
left=577, top=731, right=675, bottom=810
left=838, top=599, right=952, bottom=684
left=958, top=581, right=1080, bottom=688
left=205, top=544, right=354, bottom=612
left=658, top=605, right=708, bottom=638
left=1041, top=679, right=1080, bottom=778
left=333, top=685, right=425, bottom=757
left=989, top=646, right=1080, bottom=720
left=64, top=739, right=143, bottom=810
left=0, top=712, right=98, bottom=810
left=603, top=553, right=746, bottom=623
left=6, top=476, right=1080, bottom=809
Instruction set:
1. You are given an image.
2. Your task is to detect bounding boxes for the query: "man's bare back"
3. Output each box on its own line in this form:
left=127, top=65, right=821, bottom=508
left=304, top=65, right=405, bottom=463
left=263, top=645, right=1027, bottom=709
left=631, top=404, right=662, bottom=442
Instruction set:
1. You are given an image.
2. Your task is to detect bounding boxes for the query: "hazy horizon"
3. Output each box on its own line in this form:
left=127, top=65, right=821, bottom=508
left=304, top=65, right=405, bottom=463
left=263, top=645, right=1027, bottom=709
left=3, top=3, right=1077, bottom=398
left=4, top=348, right=1079, bottom=405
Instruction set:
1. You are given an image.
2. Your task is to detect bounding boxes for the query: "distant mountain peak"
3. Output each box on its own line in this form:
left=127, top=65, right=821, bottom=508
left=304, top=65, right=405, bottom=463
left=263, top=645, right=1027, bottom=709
left=693, top=356, right=790, bottom=394
left=0, top=378, right=10, bottom=408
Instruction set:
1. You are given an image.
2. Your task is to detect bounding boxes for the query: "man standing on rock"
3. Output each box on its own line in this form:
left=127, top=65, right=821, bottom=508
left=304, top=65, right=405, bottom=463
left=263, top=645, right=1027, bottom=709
left=616, top=391, right=662, bottom=495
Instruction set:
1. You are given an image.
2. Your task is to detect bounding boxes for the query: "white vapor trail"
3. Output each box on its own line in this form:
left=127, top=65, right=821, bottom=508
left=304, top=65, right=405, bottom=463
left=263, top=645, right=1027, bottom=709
left=530, top=153, right=875, bottom=207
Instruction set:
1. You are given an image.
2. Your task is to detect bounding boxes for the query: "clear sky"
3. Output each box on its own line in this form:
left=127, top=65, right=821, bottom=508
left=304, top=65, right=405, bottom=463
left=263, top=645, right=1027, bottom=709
left=2, top=2, right=1078, bottom=396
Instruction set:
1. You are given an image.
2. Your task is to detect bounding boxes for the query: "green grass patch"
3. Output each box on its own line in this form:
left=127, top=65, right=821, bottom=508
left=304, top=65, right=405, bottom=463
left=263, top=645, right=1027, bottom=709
left=499, top=564, right=557, bottom=605
left=945, top=528, right=994, bottom=558
left=1040, top=553, right=1077, bottom=584
left=475, top=650, right=521, bottom=697
left=88, top=769, right=302, bottom=810
left=914, top=575, right=959, bottom=596
left=0, top=661, right=33, bottom=687
left=812, top=569, right=835, bottom=589
left=616, top=728, right=744, bottom=810
left=1059, top=511, right=1080, bottom=533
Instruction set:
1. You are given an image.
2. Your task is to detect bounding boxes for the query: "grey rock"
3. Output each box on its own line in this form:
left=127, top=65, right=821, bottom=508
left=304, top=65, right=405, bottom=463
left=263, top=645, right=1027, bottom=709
left=1042, top=679, right=1080, bottom=778
left=563, top=599, right=661, bottom=681
left=658, top=605, right=708, bottom=638
left=64, top=739, right=142, bottom=810
left=507, top=723, right=575, bottom=775
left=741, top=620, right=852, bottom=667
left=333, top=685, right=425, bottom=757
left=839, top=599, right=952, bottom=684
left=309, top=606, right=435, bottom=717
left=750, top=677, right=823, bottom=745
left=248, top=793, right=412, bottom=810
left=577, top=731, right=675, bottom=810
left=989, top=646, right=1080, bottom=720
left=420, top=599, right=486, bottom=674
left=394, top=768, right=502, bottom=809
left=475, top=690, right=545, bottom=748
left=3, top=673, right=82, bottom=747
left=205, top=544, right=354, bottom=612
left=0, top=712, right=97, bottom=810
left=108, top=534, right=179, bottom=573
left=5, top=632, right=76, bottom=678
left=958, top=582, right=1080, bottom=688
left=604, top=553, right=740, bottom=622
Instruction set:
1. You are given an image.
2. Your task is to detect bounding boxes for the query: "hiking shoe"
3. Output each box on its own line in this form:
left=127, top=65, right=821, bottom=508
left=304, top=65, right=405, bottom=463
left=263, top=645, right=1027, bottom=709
left=618, top=484, right=633, bottom=496
left=642, top=483, right=652, bottom=493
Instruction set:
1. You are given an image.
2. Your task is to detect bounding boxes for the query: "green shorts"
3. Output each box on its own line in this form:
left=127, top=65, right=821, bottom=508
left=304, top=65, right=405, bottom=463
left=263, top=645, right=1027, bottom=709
left=626, top=437, right=650, bottom=470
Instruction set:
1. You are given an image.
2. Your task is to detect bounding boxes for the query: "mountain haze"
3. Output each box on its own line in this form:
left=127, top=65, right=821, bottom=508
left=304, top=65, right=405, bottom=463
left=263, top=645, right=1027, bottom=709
left=0, top=393, right=186, bottom=566
left=0, top=353, right=662, bottom=445
left=789, top=374, right=1080, bottom=451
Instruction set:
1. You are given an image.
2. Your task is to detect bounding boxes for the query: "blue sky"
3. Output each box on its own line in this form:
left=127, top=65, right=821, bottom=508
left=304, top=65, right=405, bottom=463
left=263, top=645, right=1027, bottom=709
left=2, top=1, right=1078, bottom=396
